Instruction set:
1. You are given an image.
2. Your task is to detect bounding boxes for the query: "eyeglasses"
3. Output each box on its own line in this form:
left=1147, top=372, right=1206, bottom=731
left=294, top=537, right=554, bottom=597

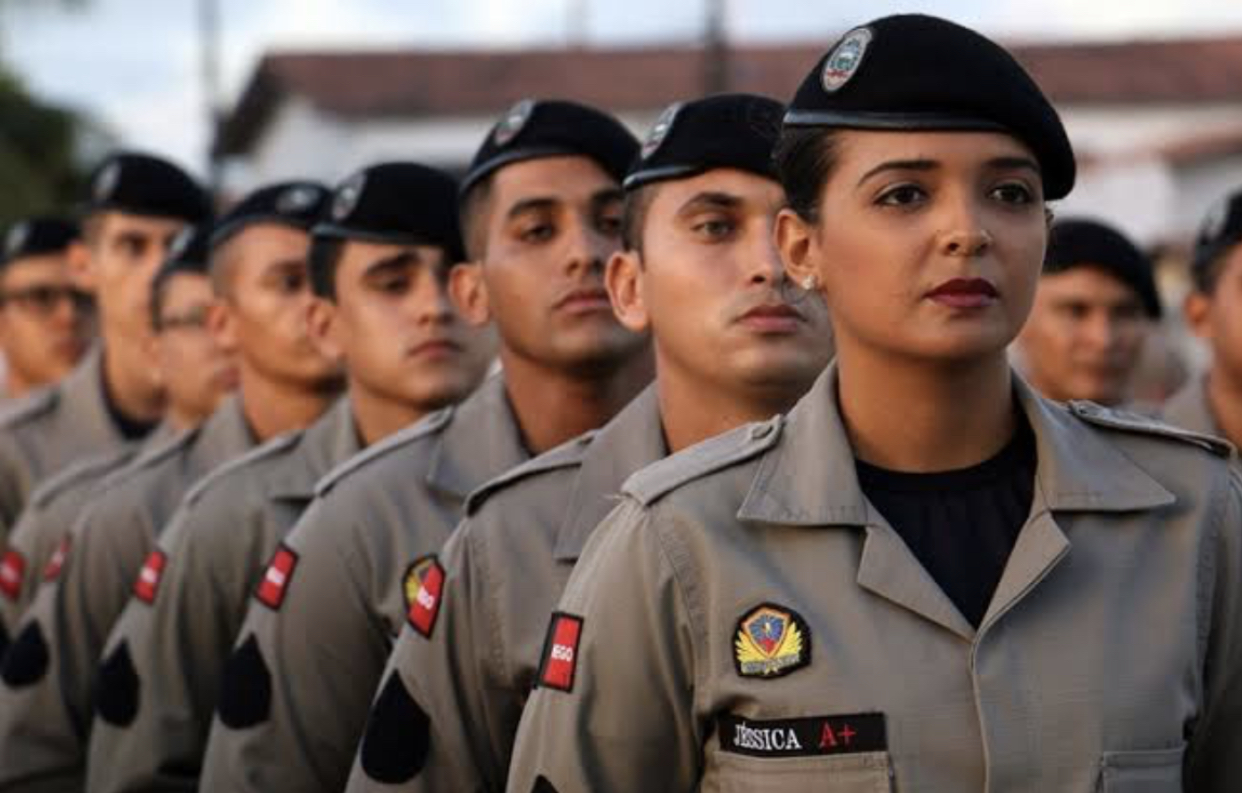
left=0, top=285, right=95, bottom=316
left=156, top=305, right=211, bottom=332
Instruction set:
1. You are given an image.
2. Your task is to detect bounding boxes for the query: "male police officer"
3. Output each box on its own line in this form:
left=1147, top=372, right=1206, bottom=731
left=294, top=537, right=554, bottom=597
left=200, top=99, right=650, bottom=793
left=0, top=224, right=236, bottom=633
left=346, top=93, right=835, bottom=793
left=0, top=217, right=93, bottom=400
left=1014, top=217, right=1162, bottom=405
left=86, top=163, right=494, bottom=793
left=0, top=153, right=210, bottom=534
left=0, top=181, right=335, bottom=792
left=1165, top=189, right=1242, bottom=445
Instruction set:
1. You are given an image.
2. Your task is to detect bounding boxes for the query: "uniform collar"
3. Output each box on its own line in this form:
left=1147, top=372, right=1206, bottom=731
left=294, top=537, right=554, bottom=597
left=193, top=394, right=258, bottom=467
left=426, top=374, right=530, bottom=499
left=266, top=397, right=362, bottom=500
left=739, top=362, right=1175, bottom=528
left=1162, top=375, right=1222, bottom=439
left=553, top=386, right=667, bottom=561
left=65, top=345, right=125, bottom=444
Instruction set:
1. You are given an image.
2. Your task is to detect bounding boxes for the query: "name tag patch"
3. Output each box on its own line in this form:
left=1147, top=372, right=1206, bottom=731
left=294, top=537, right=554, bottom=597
left=256, top=544, right=298, bottom=610
left=719, top=713, right=887, bottom=758
left=537, top=612, right=583, bottom=693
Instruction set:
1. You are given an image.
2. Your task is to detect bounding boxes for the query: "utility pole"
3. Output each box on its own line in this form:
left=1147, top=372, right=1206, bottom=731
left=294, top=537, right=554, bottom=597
left=197, top=0, right=223, bottom=195
left=703, top=0, right=728, bottom=95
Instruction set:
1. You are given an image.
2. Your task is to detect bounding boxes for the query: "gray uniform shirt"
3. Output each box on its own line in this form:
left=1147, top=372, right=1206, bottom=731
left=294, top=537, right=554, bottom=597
left=0, top=398, right=254, bottom=793
left=1162, top=375, right=1224, bottom=439
left=345, top=387, right=666, bottom=792
left=199, top=375, right=529, bottom=793
left=507, top=366, right=1242, bottom=793
left=85, top=398, right=360, bottom=793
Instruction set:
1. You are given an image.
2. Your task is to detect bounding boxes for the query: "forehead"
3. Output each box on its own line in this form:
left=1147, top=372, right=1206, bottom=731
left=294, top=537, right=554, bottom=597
left=1038, top=266, right=1143, bottom=305
left=99, top=211, right=186, bottom=239
left=648, top=168, right=782, bottom=215
left=229, top=223, right=310, bottom=264
left=833, top=129, right=1039, bottom=172
left=1, top=254, right=72, bottom=284
left=338, top=239, right=447, bottom=269
left=489, top=155, right=618, bottom=211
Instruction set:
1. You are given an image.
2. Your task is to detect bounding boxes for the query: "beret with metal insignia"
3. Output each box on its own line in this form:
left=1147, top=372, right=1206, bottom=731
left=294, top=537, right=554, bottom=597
left=784, top=14, right=1076, bottom=200
left=86, top=151, right=213, bottom=223
left=313, top=162, right=464, bottom=262
left=624, top=93, right=784, bottom=191
left=159, top=222, right=213, bottom=280
left=1, top=217, right=79, bottom=267
left=1192, top=188, right=1242, bottom=289
left=1044, top=217, right=1161, bottom=319
left=460, top=99, right=639, bottom=197
left=209, top=180, right=331, bottom=249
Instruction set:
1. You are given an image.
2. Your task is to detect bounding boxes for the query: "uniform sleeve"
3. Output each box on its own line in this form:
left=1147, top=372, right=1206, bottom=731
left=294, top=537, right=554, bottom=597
left=505, top=500, right=703, bottom=793
left=0, top=502, right=49, bottom=637
left=345, top=520, right=511, bottom=793
left=86, top=493, right=247, bottom=793
left=1186, top=468, right=1242, bottom=790
left=199, top=495, right=392, bottom=793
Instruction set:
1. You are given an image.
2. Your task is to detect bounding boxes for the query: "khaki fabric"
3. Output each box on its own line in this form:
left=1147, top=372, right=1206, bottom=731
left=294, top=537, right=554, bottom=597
left=0, top=398, right=254, bottom=793
left=83, top=399, right=360, bottom=793
left=346, top=387, right=666, bottom=792
left=1162, top=375, right=1225, bottom=440
left=507, top=366, right=1242, bottom=793
left=199, top=375, right=529, bottom=793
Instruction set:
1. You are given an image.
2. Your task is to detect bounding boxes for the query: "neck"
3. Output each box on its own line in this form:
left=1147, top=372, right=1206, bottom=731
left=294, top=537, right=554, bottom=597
left=102, top=339, right=166, bottom=424
left=1207, top=368, right=1242, bottom=449
left=837, top=347, right=1016, bottom=472
left=3, top=371, right=33, bottom=400
left=239, top=365, right=338, bottom=443
left=165, top=403, right=211, bottom=433
left=348, top=378, right=431, bottom=447
left=500, top=347, right=652, bottom=454
left=658, top=371, right=803, bottom=454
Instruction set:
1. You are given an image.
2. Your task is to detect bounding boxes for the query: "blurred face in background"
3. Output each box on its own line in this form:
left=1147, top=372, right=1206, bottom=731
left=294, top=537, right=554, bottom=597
left=1185, top=244, right=1242, bottom=392
left=0, top=248, right=95, bottom=396
left=1015, top=266, right=1150, bottom=405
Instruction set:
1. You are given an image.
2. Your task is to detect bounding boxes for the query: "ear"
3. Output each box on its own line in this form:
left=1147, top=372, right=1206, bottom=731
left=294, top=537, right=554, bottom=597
left=449, top=262, right=491, bottom=327
left=205, top=300, right=238, bottom=356
left=1183, top=290, right=1213, bottom=342
left=605, top=249, right=649, bottom=333
left=67, top=240, right=96, bottom=291
left=142, top=327, right=166, bottom=390
left=306, top=296, right=345, bottom=364
left=775, top=208, right=819, bottom=294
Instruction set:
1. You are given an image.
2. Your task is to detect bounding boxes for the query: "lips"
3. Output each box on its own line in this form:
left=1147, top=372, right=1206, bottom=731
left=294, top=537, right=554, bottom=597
left=737, top=302, right=805, bottom=333
left=926, top=277, right=999, bottom=309
left=408, top=338, right=462, bottom=358
left=554, top=286, right=613, bottom=314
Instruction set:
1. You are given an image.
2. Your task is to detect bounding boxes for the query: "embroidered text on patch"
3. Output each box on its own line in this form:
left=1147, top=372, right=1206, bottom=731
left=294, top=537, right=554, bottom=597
left=43, top=537, right=70, bottom=582
left=538, top=612, right=583, bottom=692
left=406, top=555, right=444, bottom=638
left=256, top=545, right=299, bottom=610
left=133, top=549, right=167, bottom=604
left=718, top=713, right=887, bottom=757
left=734, top=603, right=810, bottom=678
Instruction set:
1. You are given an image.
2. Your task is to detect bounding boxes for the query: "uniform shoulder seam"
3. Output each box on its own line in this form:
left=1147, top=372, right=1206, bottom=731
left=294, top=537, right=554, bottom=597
left=183, top=429, right=305, bottom=506
left=30, top=449, right=135, bottom=506
left=464, top=430, right=594, bottom=515
left=1069, top=400, right=1234, bottom=459
left=314, top=405, right=454, bottom=497
left=0, top=388, right=57, bottom=428
left=622, top=416, right=782, bottom=506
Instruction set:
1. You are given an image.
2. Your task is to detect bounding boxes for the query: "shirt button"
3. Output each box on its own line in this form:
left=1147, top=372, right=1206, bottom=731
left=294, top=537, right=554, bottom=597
left=749, top=423, right=774, bottom=441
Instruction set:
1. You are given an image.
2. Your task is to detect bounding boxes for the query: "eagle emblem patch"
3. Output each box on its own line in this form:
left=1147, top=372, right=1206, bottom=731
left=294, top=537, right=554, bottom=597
left=734, top=603, right=810, bottom=678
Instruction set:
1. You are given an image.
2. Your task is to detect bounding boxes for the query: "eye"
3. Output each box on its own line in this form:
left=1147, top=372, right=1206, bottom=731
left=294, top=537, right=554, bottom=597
left=519, top=223, right=555, bottom=244
left=989, top=182, right=1034, bottom=205
left=596, top=213, right=622, bottom=238
left=279, top=271, right=307, bottom=293
left=692, top=218, right=736, bottom=240
left=875, top=184, right=927, bottom=207
left=375, top=274, right=412, bottom=295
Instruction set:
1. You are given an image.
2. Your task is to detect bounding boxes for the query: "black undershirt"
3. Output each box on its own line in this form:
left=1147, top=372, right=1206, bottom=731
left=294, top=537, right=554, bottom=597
left=100, top=368, right=159, bottom=441
left=855, top=417, right=1037, bottom=628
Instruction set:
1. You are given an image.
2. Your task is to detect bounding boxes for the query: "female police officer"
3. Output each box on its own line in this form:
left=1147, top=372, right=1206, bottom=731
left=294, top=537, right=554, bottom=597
left=505, top=14, right=1242, bottom=793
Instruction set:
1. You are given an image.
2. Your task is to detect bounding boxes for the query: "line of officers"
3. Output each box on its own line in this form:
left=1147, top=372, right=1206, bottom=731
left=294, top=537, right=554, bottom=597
left=0, top=13, right=1236, bottom=793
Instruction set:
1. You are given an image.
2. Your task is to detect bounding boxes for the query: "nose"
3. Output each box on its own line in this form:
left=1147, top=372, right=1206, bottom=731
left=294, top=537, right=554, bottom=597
left=417, top=274, right=456, bottom=326
left=746, top=228, right=787, bottom=287
left=562, top=215, right=612, bottom=278
left=941, top=228, right=993, bottom=258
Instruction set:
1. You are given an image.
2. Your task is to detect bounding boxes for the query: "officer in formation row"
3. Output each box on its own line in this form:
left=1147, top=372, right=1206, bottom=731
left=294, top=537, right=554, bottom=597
left=0, top=11, right=1233, bottom=793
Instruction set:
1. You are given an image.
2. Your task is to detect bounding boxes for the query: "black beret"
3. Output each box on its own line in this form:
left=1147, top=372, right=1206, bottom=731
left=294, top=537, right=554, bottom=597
left=210, top=181, right=331, bottom=249
left=1192, top=189, right=1242, bottom=286
left=1044, top=218, right=1161, bottom=319
left=784, top=14, right=1076, bottom=200
left=87, top=151, right=212, bottom=223
left=159, top=222, right=213, bottom=280
left=460, top=99, right=639, bottom=197
left=624, top=94, right=784, bottom=191
left=314, top=162, right=464, bottom=261
left=1, top=217, right=79, bottom=267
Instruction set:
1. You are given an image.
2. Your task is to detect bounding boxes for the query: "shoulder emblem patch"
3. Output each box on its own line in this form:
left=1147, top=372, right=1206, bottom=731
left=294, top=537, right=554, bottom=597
left=734, top=603, right=810, bottom=679
left=537, top=612, right=583, bottom=693
left=133, top=549, right=167, bottom=604
left=405, top=555, right=445, bottom=638
left=0, top=549, right=25, bottom=601
left=43, top=537, right=70, bottom=582
left=256, top=544, right=299, bottom=610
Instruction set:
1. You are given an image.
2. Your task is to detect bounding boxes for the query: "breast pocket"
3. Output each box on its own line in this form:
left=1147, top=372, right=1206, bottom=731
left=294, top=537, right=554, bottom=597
left=710, top=750, right=894, bottom=793
left=1098, top=745, right=1184, bottom=793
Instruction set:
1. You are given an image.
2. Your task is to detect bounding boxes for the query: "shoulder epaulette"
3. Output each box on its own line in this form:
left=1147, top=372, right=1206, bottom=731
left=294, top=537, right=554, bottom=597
left=0, top=388, right=57, bottom=429
left=465, top=430, right=595, bottom=515
left=314, top=405, right=454, bottom=498
left=1069, top=400, right=1234, bottom=459
left=30, top=447, right=138, bottom=507
left=623, top=415, right=783, bottom=506
left=182, top=428, right=305, bottom=507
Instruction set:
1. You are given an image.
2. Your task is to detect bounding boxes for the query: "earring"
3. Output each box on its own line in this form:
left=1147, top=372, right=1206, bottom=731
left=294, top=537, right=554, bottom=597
left=801, top=275, right=819, bottom=291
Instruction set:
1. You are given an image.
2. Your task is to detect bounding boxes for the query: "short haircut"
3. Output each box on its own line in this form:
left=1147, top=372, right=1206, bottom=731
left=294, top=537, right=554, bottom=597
left=458, top=174, right=494, bottom=262
left=620, top=185, right=658, bottom=254
left=1192, top=243, right=1240, bottom=295
left=149, top=266, right=204, bottom=331
left=308, top=236, right=346, bottom=300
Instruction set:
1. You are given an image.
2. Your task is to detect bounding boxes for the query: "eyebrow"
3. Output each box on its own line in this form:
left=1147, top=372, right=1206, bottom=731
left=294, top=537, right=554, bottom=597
left=676, top=191, right=743, bottom=217
left=505, top=197, right=558, bottom=220
left=361, top=251, right=421, bottom=278
left=856, top=155, right=1043, bottom=187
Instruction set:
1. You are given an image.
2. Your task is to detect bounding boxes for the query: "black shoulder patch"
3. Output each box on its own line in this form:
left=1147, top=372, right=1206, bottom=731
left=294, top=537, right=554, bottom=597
left=217, top=633, right=271, bottom=729
left=95, top=641, right=140, bottom=727
left=533, top=777, right=561, bottom=793
left=1, top=621, right=49, bottom=688
left=359, top=673, right=431, bottom=784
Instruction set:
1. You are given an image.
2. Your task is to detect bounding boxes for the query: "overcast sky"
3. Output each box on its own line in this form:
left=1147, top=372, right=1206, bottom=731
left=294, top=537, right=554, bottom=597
left=7, top=0, right=1242, bottom=175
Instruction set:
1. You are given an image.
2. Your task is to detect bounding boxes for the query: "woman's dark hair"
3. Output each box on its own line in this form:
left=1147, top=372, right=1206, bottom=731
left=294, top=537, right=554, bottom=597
left=773, top=128, right=839, bottom=223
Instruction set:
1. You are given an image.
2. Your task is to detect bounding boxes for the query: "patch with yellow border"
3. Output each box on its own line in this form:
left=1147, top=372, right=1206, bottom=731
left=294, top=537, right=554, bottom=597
left=734, top=603, right=810, bottom=679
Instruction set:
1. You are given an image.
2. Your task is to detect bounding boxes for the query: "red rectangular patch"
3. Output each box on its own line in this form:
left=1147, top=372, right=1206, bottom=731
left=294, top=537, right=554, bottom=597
left=133, top=549, right=167, bottom=604
left=0, top=550, right=25, bottom=601
left=43, top=537, right=70, bottom=582
left=538, top=612, right=583, bottom=693
left=406, top=558, right=445, bottom=638
left=256, top=545, right=299, bottom=610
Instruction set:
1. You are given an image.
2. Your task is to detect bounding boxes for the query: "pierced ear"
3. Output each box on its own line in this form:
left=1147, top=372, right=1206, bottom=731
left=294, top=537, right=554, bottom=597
left=605, top=250, right=649, bottom=333
left=305, top=297, right=345, bottom=364
left=449, top=262, right=491, bottom=327
left=775, top=208, right=819, bottom=290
